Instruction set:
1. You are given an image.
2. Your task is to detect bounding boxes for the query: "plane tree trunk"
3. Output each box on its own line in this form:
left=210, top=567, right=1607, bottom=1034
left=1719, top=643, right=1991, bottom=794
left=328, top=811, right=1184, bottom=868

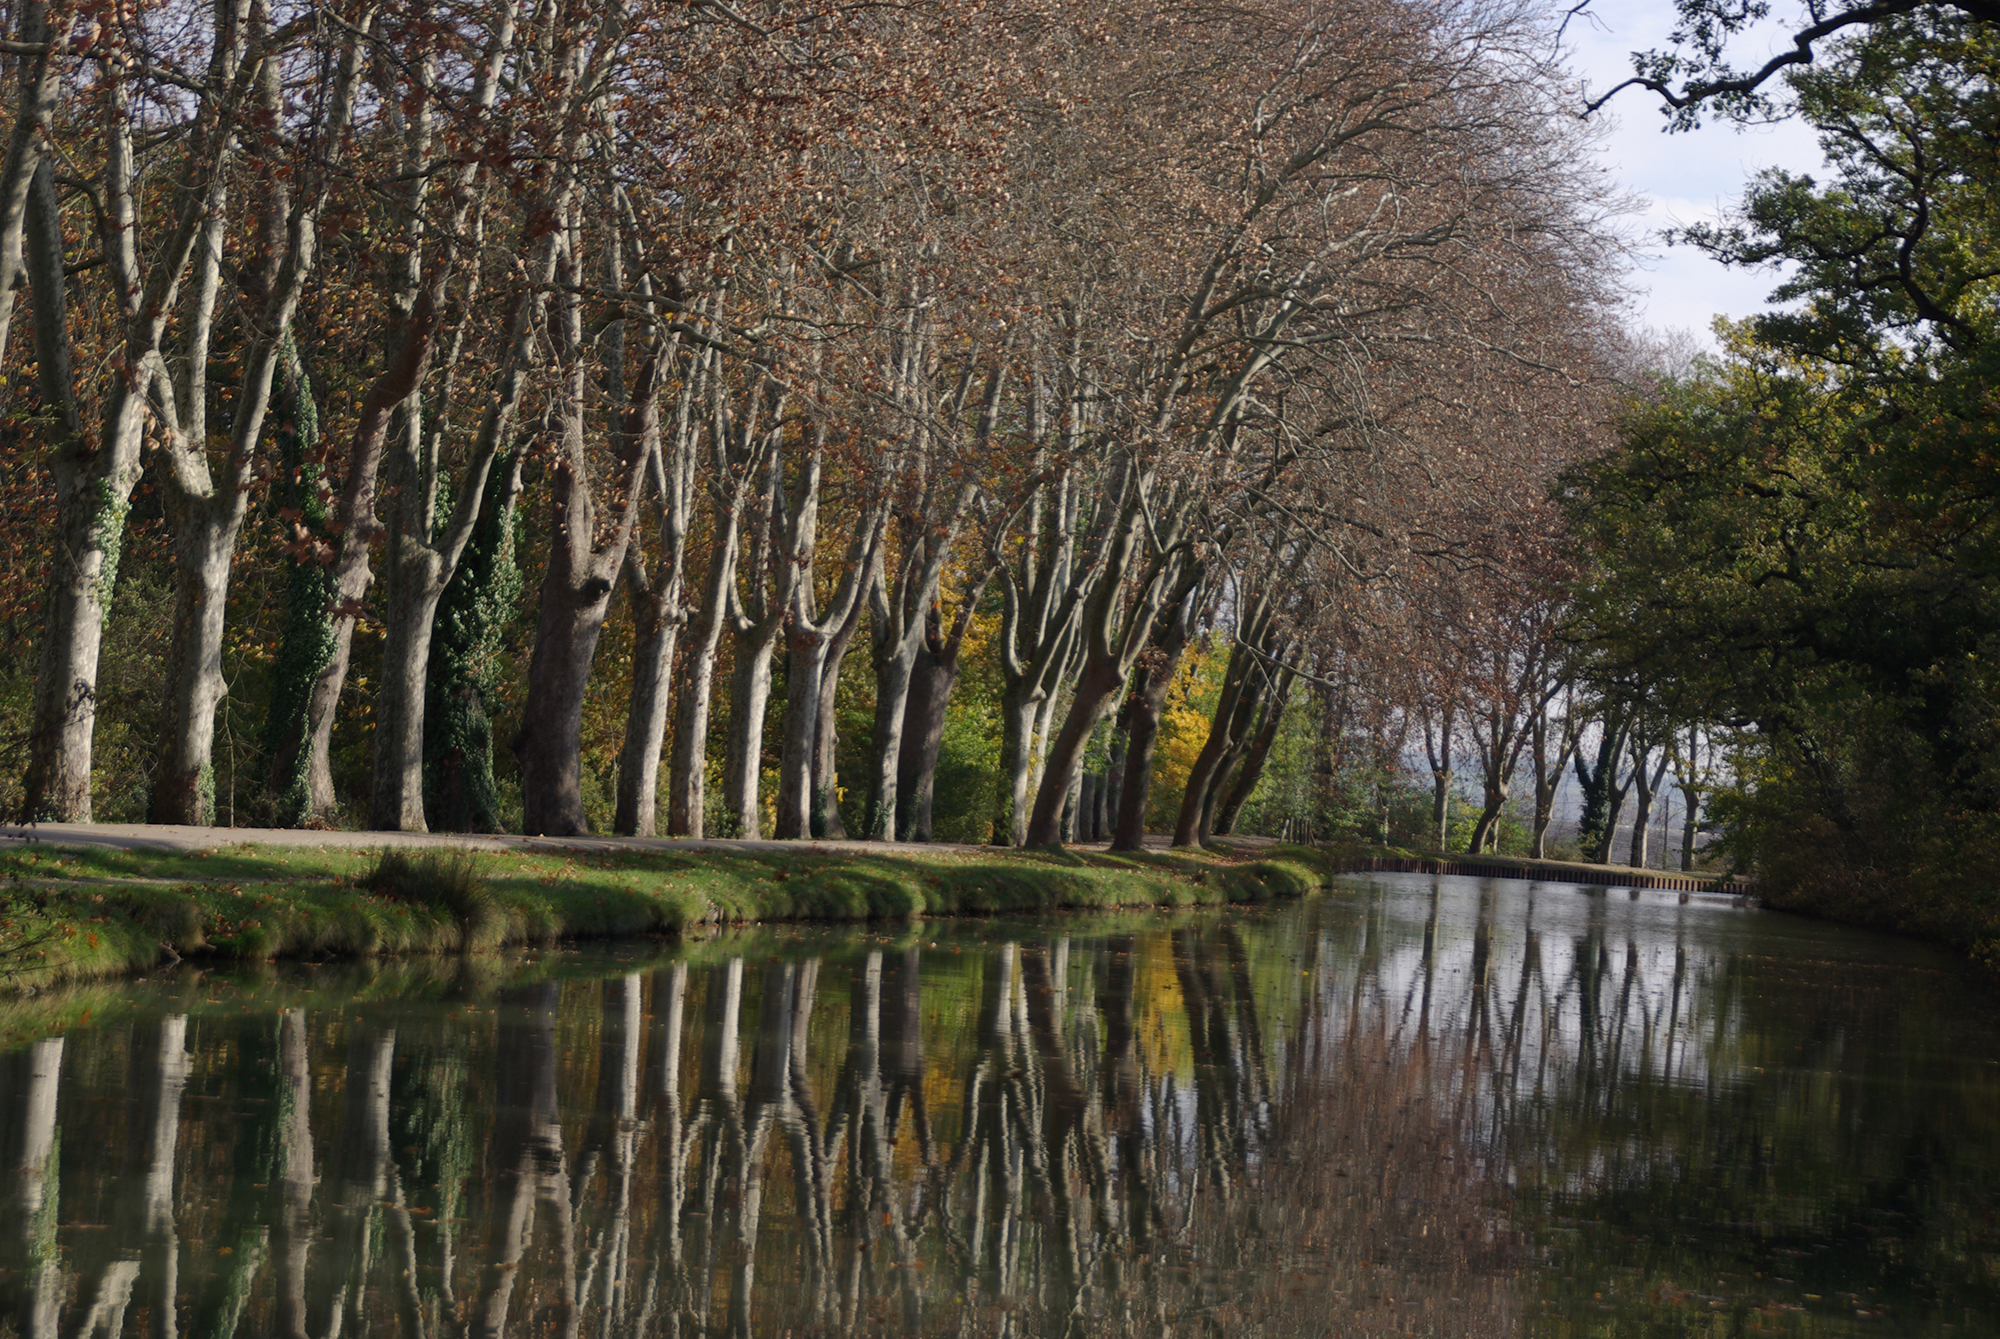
left=514, top=224, right=664, bottom=837
left=613, top=342, right=710, bottom=836
left=1211, top=662, right=1295, bottom=836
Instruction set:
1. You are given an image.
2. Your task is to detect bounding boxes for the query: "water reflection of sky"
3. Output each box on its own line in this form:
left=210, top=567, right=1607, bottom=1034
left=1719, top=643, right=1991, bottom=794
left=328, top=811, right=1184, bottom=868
left=1, top=879, right=1997, bottom=1337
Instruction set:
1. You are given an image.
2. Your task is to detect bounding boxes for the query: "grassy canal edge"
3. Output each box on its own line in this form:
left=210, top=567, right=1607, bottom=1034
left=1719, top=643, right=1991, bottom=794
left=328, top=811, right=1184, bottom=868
left=0, top=838, right=1337, bottom=993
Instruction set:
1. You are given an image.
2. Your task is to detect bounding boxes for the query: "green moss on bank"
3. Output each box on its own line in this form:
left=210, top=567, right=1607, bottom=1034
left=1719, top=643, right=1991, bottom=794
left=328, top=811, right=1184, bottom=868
left=0, top=840, right=1332, bottom=992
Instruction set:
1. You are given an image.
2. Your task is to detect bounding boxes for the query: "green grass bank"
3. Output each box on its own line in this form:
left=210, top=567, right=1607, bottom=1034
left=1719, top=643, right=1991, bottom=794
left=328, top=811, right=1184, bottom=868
left=0, top=838, right=1334, bottom=992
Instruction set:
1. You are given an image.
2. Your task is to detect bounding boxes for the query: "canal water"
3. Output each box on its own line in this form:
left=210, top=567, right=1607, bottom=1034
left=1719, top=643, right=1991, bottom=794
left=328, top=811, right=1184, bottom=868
left=2, top=872, right=1997, bottom=1337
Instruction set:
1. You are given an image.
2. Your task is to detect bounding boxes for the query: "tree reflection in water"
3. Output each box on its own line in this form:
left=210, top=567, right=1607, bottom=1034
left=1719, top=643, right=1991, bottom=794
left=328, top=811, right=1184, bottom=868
left=5, top=879, right=2000, bottom=1336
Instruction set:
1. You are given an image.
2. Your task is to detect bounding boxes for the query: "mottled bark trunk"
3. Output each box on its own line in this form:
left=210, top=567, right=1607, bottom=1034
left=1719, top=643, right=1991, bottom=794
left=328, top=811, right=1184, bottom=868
left=811, top=607, right=864, bottom=839
left=775, top=493, right=879, bottom=841
left=376, top=307, right=540, bottom=830
left=994, top=690, right=1039, bottom=847
left=24, top=399, right=147, bottom=824
left=1173, top=642, right=1265, bottom=848
left=895, top=641, right=958, bottom=842
left=723, top=626, right=780, bottom=839
left=1112, top=640, right=1186, bottom=852
left=867, top=638, right=918, bottom=841
left=1432, top=771, right=1454, bottom=849
left=1025, top=486, right=1191, bottom=848
left=286, top=285, right=447, bottom=825
left=151, top=35, right=354, bottom=826
left=515, top=520, right=619, bottom=837
left=513, top=228, right=656, bottom=835
left=150, top=505, right=242, bottom=823
left=667, top=530, right=739, bottom=838
left=1527, top=706, right=1574, bottom=861
left=20, top=158, right=145, bottom=821
left=266, top=349, right=338, bottom=824
left=371, top=528, right=446, bottom=831
left=0, top=2, right=68, bottom=380
left=1028, top=656, right=1127, bottom=847
left=775, top=632, right=830, bottom=840
left=369, top=392, right=452, bottom=833
left=1103, top=720, right=1128, bottom=837
left=1627, top=783, right=1653, bottom=867
left=615, top=580, right=680, bottom=837
left=1467, top=751, right=1510, bottom=853
left=1059, top=762, right=1084, bottom=842
left=1574, top=712, right=1630, bottom=863
left=613, top=320, right=704, bottom=838
left=1213, top=668, right=1292, bottom=836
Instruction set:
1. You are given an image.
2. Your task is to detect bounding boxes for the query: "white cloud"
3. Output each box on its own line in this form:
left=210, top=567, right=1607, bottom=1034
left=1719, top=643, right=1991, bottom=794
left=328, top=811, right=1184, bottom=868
left=1562, top=1, right=1832, bottom=347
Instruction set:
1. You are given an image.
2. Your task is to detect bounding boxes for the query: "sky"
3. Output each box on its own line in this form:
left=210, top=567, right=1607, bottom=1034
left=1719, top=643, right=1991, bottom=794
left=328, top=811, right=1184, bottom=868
left=1561, top=1, right=1831, bottom=348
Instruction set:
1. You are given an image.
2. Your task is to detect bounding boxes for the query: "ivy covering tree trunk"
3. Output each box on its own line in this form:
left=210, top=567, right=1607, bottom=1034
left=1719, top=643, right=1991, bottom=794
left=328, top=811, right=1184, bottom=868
left=424, top=455, right=524, bottom=833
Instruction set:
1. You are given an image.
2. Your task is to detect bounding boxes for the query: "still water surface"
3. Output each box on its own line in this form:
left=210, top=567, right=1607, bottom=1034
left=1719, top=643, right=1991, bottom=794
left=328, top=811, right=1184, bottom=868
left=2, top=873, right=1998, bottom=1337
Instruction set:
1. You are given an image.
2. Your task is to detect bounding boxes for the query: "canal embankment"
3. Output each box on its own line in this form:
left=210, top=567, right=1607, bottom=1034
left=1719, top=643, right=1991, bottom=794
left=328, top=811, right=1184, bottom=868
left=0, top=825, right=1332, bottom=990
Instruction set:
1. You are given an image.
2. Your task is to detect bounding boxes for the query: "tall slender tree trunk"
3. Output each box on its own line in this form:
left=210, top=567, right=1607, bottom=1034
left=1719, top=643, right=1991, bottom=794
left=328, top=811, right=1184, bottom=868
left=152, top=509, right=244, bottom=823
left=722, top=624, right=780, bottom=839
left=513, top=203, right=659, bottom=836
left=613, top=353, right=703, bottom=837
left=151, top=33, right=360, bottom=827
left=372, top=525, right=447, bottom=830
left=615, top=571, right=682, bottom=837
left=775, top=491, right=880, bottom=842
left=1025, top=487, right=1198, bottom=848
left=995, top=690, right=1041, bottom=847
left=0, top=1, right=69, bottom=383
left=20, top=154, right=146, bottom=821
left=373, top=287, right=544, bottom=830
left=1029, top=655, right=1130, bottom=847
left=1173, top=638, right=1269, bottom=848
left=1527, top=701, right=1575, bottom=860
left=515, top=336, right=655, bottom=836
left=776, top=633, right=832, bottom=841
left=425, top=454, right=525, bottom=832
left=1575, top=710, right=1634, bottom=864
left=895, top=638, right=958, bottom=842
left=1111, top=626, right=1192, bottom=852
left=866, top=635, right=919, bottom=840
left=1214, top=666, right=1293, bottom=836
left=1680, top=787, right=1702, bottom=870
left=282, top=282, right=448, bottom=824
left=811, top=601, right=866, bottom=839
left=667, top=527, right=741, bottom=838
left=892, top=562, right=992, bottom=843
left=267, top=351, right=339, bottom=826
left=1626, top=747, right=1669, bottom=868
left=1420, top=701, right=1459, bottom=854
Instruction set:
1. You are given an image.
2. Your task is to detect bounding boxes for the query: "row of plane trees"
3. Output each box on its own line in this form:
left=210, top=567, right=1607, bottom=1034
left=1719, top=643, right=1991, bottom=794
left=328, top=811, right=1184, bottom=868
left=0, top=0, right=1625, bottom=838
left=1238, top=558, right=1731, bottom=869
left=1338, top=635, right=1733, bottom=868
